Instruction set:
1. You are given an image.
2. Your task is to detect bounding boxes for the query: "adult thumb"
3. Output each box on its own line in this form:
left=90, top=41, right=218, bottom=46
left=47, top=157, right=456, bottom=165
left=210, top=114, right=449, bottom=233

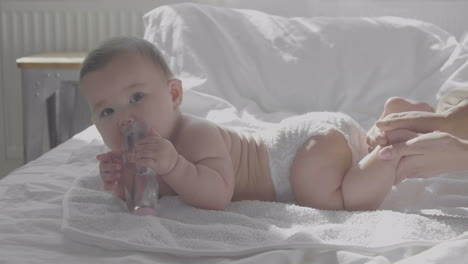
left=384, top=129, right=420, bottom=145
left=376, top=113, right=441, bottom=133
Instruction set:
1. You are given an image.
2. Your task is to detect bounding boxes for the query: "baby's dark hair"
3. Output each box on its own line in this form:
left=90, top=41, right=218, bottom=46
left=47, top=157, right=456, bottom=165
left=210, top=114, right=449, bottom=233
left=80, top=36, right=173, bottom=79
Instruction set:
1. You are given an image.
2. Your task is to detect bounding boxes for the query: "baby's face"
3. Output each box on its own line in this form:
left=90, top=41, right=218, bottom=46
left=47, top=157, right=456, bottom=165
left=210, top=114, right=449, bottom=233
left=81, top=53, right=179, bottom=152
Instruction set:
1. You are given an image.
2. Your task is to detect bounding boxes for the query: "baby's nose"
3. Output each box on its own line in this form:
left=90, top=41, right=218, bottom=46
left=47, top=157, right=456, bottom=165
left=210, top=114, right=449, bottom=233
left=119, top=113, right=135, bottom=128
left=120, top=118, right=134, bottom=127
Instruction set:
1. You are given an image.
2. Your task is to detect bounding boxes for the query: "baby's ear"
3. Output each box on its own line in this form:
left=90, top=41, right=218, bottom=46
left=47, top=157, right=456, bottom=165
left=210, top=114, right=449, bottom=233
left=169, top=79, right=183, bottom=108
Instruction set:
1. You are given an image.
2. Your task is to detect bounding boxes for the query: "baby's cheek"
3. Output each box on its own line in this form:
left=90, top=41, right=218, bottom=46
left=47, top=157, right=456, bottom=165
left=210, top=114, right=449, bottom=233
left=95, top=124, right=120, bottom=150
left=108, top=137, right=123, bottom=152
left=100, top=132, right=121, bottom=152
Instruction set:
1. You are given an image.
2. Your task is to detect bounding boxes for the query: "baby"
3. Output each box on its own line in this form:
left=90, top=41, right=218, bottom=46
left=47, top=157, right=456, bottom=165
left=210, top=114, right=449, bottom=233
left=80, top=36, right=433, bottom=211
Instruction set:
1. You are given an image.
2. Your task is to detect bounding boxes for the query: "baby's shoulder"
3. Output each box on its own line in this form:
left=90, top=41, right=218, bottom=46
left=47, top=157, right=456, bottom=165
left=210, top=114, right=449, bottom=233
left=175, top=114, right=230, bottom=158
left=178, top=114, right=223, bottom=138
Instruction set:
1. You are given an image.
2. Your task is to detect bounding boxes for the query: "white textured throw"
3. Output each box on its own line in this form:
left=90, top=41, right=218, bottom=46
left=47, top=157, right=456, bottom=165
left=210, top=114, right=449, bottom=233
left=62, top=140, right=468, bottom=257
left=61, top=4, right=468, bottom=256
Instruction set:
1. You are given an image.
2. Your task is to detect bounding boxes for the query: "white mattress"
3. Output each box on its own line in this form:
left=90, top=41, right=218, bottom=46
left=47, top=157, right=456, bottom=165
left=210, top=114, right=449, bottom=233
left=1, top=126, right=467, bottom=263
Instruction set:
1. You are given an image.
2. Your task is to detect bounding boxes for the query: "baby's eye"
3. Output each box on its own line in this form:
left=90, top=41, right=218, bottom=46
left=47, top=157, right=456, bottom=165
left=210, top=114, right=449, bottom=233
left=101, top=108, right=114, bottom=117
left=130, top=92, right=145, bottom=103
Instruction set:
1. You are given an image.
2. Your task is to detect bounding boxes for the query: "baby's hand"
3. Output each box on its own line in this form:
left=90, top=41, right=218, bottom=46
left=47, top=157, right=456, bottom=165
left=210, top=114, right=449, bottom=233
left=133, top=128, right=179, bottom=176
left=96, top=151, right=123, bottom=195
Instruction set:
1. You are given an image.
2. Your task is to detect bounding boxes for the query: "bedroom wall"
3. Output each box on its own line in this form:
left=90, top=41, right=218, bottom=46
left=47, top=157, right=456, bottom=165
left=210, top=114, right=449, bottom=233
left=0, top=0, right=167, bottom=177
left=1, top=0, right=467, bottom=178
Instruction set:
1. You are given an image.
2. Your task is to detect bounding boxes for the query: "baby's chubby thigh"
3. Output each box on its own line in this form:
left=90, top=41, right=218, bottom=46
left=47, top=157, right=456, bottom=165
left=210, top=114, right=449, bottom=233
left=290, top=126, right=354, bottom=210
left=290, top=128, right=353, bottom=209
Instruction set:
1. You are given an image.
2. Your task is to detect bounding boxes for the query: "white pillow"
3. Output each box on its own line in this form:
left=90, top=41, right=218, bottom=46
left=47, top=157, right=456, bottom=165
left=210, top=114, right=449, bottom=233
left=437, top=33, right=468, bottom=99
left=144, top=3, right=459, bottom=127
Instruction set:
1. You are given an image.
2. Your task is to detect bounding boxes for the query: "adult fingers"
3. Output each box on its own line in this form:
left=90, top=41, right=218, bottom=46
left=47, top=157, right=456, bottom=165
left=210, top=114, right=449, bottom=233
left=379, top=140, right=424, bottom=160
left=376, top=112, right=443, bottom=133
left=384, top=129, right=420, bottom=145
left=379, top=131, right=451, bottom=160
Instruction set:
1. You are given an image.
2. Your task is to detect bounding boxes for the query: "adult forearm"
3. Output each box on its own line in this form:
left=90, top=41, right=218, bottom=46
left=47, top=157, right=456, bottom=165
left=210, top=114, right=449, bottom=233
left=380, top=132, right=468, bottom=177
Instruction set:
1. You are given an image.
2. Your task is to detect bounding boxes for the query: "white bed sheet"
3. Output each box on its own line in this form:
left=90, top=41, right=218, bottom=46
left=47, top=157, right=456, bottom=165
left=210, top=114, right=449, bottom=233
left=1, top=126, right=468, bottom=264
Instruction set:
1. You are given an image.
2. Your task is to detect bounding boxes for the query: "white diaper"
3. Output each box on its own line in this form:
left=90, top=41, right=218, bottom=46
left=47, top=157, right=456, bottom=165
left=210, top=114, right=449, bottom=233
left=260, top=112, right=368, bottom=203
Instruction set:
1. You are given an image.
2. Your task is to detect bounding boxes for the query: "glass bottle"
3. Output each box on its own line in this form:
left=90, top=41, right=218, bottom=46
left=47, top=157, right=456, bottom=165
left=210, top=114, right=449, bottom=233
left=122, top=121, right=158, bottom=216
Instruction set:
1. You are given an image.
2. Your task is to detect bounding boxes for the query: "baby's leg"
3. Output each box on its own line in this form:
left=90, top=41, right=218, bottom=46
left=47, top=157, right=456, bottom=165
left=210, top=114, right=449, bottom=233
left=341, top=145, right=400, bottom=210
left=291, top=129, right=399, bottom=211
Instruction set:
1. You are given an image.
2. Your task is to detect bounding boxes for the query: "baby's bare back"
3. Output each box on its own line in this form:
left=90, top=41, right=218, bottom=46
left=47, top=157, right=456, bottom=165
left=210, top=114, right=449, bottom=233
left=222, top=127, right=275, bottom=201
left=163, top=114, right=275, bottom=202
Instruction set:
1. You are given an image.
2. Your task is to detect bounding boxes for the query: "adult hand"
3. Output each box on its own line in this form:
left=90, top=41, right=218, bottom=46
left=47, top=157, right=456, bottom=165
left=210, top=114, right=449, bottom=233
left=376, top=99, right=468, bottom=143
left=365, top=96, right=435, bottom=151
left=379, top=131, right=468, bottom=182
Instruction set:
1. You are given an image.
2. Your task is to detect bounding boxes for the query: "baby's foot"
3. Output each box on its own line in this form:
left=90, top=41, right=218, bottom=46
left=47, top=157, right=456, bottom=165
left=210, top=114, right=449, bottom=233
left=366, top=97, right=434, bottom=151
left=381, top=97, right=434, bottom=115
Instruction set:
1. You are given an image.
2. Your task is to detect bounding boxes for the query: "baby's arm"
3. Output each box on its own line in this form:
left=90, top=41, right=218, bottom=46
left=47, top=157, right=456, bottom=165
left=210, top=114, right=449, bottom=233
left=141, top=122, right=235, bottom=210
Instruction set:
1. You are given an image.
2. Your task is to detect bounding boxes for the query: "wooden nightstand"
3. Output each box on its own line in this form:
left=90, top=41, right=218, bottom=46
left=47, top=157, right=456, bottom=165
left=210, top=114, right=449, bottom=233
left=17, top=52, right=91, bottom=163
